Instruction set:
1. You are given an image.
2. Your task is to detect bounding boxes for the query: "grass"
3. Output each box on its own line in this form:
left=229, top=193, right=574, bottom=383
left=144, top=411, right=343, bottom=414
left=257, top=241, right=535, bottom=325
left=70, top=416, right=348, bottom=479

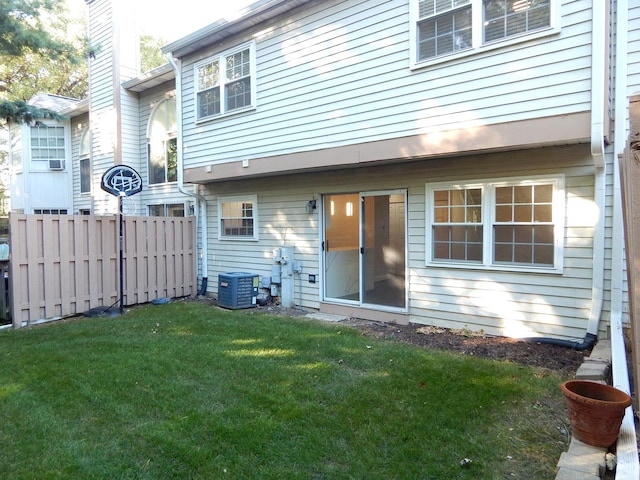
left=0, top=301, right=570, bottom=479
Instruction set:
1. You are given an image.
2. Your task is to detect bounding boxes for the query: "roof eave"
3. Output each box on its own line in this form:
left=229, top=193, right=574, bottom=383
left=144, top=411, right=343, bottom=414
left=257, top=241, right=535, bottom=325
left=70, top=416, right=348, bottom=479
left=162, top=0, right=314, bottom=58
left=122, top=63, right=175, bottom=93
left=60, top=98, right=89, bottom=116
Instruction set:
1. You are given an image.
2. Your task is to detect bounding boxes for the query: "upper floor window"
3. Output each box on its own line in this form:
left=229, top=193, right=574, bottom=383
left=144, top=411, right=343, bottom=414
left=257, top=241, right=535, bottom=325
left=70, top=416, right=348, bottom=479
left=79, top=128, right=91, bottom=194
left=147, top=98, right=177, bottom=185
left=30, top=124, right=65, bottom=169
left=413, top=0, right=552, bottom=64
left=218, top=195, right=258, bottom=240
left=484, top=0, right=551, bottom=42
left=195, top=42, right=255, bottom=121
left=426, top=175, right=564, bottom=272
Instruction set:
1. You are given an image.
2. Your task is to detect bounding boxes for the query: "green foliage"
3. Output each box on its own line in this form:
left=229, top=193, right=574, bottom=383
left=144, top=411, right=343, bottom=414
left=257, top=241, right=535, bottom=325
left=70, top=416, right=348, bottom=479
left=140, top=35, right=168, bottom=73
left=0, top=302, right=569, bottom=479
left=0, top=0, right=74, bottom=59
left=0, top=0, right=88, bottom=123
left=0, top=99, right=64, bottom=124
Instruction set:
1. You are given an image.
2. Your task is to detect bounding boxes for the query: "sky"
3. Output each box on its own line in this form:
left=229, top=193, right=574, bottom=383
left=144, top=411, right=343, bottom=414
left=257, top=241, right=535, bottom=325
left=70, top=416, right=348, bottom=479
left=66, top=0, right=257, bottom=42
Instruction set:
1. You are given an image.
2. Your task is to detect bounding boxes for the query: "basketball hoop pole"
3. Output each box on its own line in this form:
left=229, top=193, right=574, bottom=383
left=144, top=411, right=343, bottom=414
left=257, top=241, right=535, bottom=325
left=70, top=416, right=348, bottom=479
left=118, top=192, right=125, bottom=314
left=98, top=164, right=142, bottom=317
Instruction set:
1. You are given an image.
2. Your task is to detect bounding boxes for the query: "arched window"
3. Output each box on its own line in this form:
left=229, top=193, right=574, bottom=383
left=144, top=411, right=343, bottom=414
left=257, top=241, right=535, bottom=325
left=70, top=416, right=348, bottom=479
left=147, top=98, right=177, bottom=185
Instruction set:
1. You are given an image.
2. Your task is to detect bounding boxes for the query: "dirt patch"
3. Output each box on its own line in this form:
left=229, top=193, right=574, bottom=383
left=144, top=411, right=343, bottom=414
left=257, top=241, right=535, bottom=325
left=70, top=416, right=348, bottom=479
left=340, top=318, right=589, bottom=378
left=249, top=303, right=589, bottom=378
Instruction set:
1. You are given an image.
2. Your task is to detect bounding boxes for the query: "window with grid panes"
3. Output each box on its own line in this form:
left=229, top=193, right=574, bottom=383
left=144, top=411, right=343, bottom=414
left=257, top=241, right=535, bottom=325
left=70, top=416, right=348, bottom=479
left=30, top=125, right=66, bottom=169
left=219, top=196, right=258, bottom=240
left=414, top=0, right=552, bottom=63
left=427, top=176, right=563, bottom=271
left=195, top=43, right=254, bottom=120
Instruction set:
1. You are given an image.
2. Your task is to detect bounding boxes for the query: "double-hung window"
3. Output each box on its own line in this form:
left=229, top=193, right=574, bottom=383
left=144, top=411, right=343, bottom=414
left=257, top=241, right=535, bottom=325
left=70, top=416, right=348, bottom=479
left=195, top=42, right=255, bottom=121
left=426, top=176, right=564, bottom=271
left=412, top=0, right=553, bottom=64
left=219, top=196, right=258, bottom=240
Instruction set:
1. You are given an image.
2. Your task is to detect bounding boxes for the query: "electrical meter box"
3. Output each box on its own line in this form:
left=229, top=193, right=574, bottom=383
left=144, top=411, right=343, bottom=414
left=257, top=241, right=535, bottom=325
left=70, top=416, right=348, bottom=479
left=218, top=272, right=259, bottom=309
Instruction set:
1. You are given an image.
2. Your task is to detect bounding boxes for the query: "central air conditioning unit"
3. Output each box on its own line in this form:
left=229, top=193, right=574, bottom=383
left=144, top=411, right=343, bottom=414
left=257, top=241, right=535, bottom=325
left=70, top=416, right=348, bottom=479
left=217, top=272, right=259, bottom=309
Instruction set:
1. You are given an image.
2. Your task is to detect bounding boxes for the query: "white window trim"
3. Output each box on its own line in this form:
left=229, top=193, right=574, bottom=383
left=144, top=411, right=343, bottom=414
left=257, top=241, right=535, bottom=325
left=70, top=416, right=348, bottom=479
left=194, top=42, right=257, bottom=123
left=148, top=203, right=186, bottom=217
left=218, top=195, right=259, bottom=241
left=425, top=175, right=565, bottom=273
left=147, top=98, right=178, bottom=185
left=79, top=128, right=91, bottom=195
left=409, top=0, right=560, bottom=70
left=29, top=122, right=70, bottom=172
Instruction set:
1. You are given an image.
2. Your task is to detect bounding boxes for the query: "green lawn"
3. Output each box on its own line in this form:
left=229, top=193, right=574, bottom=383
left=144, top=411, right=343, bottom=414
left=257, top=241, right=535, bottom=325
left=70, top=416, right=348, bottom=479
left=0, top=301, right=569, bottom=479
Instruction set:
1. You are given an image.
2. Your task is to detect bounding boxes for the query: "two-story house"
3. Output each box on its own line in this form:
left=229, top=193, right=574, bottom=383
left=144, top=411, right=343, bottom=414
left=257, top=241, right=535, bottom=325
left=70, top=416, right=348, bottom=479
left=9, top=0, right=638, bottom=347
left=155, top=0, right=639, bottom=344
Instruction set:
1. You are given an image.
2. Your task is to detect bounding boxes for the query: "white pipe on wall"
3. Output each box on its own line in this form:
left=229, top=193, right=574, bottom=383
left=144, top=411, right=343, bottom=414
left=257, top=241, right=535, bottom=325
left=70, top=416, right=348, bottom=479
left=586, top=0, right=606, bottom=337
left=166, top=54, right=209, bottom=294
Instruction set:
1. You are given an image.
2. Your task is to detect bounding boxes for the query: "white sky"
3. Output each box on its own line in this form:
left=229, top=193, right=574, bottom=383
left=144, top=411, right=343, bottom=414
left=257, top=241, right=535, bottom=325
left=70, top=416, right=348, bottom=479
left=66, top=0, right=256, bottom=42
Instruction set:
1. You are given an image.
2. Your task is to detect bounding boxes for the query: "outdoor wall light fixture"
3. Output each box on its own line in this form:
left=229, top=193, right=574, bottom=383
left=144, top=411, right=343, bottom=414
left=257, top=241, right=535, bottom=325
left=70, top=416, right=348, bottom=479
left=306, top=199, right=317, bottom=213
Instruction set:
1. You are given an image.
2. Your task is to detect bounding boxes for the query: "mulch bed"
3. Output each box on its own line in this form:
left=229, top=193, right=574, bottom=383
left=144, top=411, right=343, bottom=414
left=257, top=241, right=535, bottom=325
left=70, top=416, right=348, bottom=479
left=341, top=318, right=589, bottom=378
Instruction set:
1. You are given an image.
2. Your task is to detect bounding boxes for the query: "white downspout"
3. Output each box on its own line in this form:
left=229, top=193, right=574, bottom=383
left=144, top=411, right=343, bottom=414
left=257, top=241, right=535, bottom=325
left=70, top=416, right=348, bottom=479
left=612, top=0, right=639, bottom=478
left=166, top=54, right=209, bottom=295
left=587, top=0, right=606, bottom=338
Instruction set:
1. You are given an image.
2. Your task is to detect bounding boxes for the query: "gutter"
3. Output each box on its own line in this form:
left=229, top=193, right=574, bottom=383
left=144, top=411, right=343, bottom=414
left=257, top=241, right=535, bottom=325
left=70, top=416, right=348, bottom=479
left=166, top=54, right=209, bottom=296
left=523, top=0, right=607, bottom=351
left=587, top=0, right=607, bottom=337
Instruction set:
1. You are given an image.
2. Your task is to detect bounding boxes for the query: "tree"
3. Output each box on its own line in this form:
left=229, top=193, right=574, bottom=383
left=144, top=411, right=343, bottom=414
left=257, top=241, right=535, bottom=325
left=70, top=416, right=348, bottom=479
left=0, top=0, right=87, bottom=124
left=0, top=0, right=75, bottom=60
left=140, top=35, right=168, bottom=73
left=0, top=0, right=88, bottom=211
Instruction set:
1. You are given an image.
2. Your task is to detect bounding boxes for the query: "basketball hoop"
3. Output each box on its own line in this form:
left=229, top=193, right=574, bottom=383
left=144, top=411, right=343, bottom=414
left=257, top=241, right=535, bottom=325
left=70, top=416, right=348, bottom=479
left=98, top=165, right=143, bottom=315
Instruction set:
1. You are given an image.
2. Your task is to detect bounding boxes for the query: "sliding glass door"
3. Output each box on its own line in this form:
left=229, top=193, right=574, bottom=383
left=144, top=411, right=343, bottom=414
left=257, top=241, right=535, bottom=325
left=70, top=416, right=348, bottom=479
left=323, top=191, right=406, bottom=309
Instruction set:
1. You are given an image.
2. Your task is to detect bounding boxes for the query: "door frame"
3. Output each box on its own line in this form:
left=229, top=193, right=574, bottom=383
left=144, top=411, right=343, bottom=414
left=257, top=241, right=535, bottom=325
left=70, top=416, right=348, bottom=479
left=320, top=189, right=408, bottom=313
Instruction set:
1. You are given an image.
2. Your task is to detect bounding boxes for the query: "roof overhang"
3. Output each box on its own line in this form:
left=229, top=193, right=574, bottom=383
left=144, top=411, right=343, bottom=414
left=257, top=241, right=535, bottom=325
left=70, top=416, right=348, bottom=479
left=28, top=93, right=87, bottom=117
left=122, top=63, right=175, bottom=93
left=60, top=98, right=89, bottom=116
left=162, top=0, right=315, bottom=59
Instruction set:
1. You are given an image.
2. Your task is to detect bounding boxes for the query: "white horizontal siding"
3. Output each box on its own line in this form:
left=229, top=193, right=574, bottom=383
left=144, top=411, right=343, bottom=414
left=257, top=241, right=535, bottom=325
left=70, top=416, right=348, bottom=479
left=629, top=3, right=640, bottom=95
left=179, top=0, right=594, bottom=168
left=200, top=144, right=598, bottom=339
left=120, top=90, right=141, bottom=167
left=88, top=0, right=114, bottom=113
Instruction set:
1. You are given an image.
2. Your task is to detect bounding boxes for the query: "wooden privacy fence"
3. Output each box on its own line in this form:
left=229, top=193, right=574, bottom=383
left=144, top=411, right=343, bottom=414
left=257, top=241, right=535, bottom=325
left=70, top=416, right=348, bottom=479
left=9, top=214, right=196, bottom=327
left=622, top=93, right=640, bottom=407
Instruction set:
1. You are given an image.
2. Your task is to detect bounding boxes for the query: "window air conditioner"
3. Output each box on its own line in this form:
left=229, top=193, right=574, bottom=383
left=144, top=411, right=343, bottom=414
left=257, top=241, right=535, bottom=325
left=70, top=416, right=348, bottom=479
left=49, top=159, right=64, bottom=170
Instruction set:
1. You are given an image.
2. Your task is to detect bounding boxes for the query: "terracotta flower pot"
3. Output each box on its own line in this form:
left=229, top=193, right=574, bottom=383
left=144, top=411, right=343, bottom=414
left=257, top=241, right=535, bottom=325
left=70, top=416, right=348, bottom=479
left=560, top=380, right=632, bottom=448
